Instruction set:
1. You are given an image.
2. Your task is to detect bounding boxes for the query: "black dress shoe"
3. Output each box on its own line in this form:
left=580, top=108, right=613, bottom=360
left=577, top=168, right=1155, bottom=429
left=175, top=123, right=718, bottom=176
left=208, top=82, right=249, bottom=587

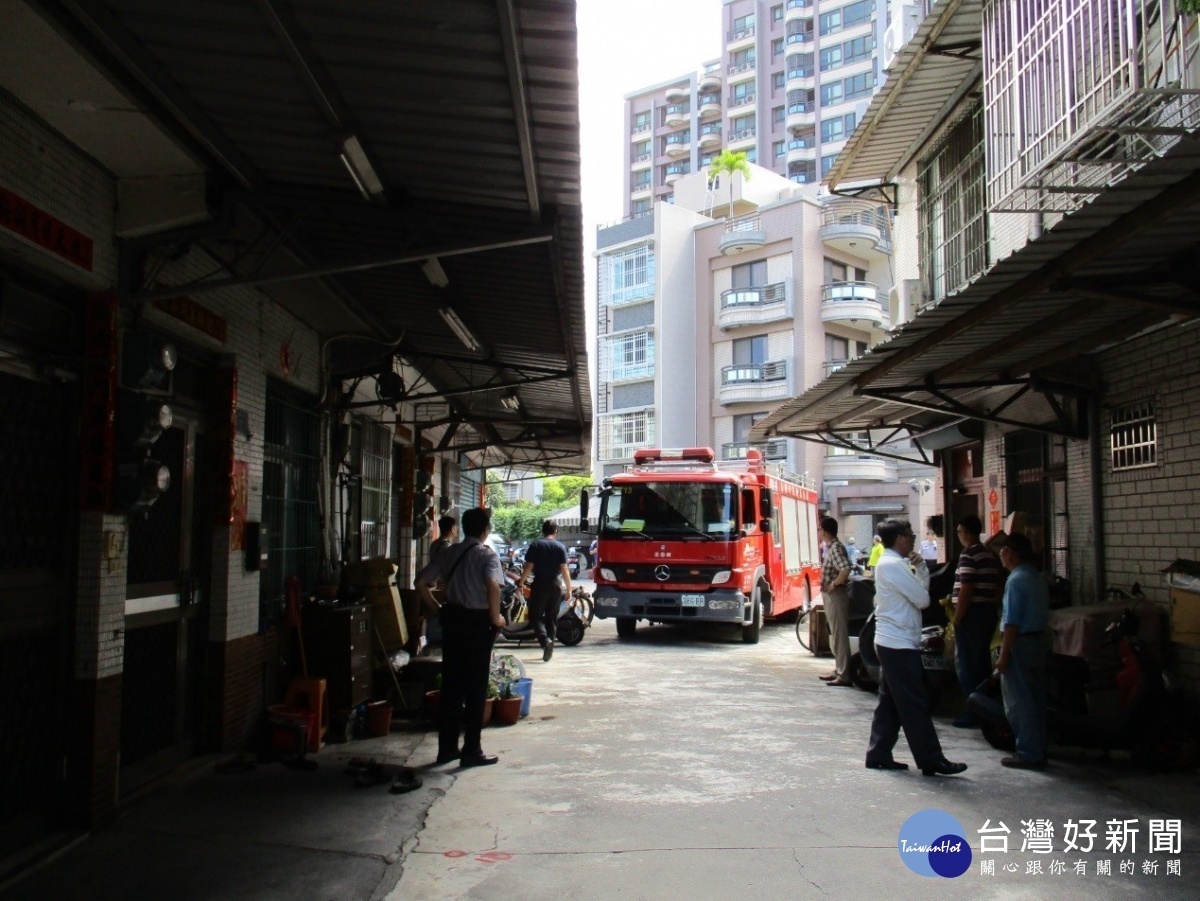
left=435, top=750, right=460, bottom=764
left=865, top=760, right=910, bottom=771
left=921, top=759, right=968, bottom=777
left=459, top=753, right=499, bottom=768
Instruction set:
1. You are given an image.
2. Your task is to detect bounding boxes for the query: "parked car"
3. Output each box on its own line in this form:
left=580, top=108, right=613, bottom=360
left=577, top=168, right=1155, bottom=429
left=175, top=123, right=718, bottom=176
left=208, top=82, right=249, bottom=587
left=487, top=534, right=513, bottom=565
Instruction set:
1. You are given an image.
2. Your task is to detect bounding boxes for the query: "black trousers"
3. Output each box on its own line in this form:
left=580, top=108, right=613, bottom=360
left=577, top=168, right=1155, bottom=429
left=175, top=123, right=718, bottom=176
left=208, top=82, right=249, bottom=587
left=527, top=579, right=560, bottom=647
left=867, top=644, right=946, bottom=770
left=439, top=605, right=496, bottom=756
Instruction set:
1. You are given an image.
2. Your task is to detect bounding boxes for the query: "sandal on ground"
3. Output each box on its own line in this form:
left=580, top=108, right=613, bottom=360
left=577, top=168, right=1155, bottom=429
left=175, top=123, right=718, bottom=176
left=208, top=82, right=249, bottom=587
left=390, top=769, right=424, bottom=794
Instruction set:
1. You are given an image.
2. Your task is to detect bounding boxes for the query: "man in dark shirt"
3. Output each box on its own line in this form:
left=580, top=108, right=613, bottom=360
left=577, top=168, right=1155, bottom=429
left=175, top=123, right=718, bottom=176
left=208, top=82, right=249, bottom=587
left=520, top=520, right=573, bottom=662
left=428, top=514, right=457, bottom=567
left=950, top=514, right=1003, bottom=727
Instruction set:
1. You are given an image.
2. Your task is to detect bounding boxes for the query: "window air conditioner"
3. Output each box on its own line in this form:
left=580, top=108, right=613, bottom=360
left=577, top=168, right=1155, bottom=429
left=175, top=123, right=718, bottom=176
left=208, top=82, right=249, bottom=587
left=888, top=279, right=924, bottom=327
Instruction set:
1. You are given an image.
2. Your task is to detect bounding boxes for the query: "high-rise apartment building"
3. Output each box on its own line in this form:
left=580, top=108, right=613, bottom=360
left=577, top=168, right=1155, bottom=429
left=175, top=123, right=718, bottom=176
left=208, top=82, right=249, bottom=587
left=622, top=0, right=891, bottom=218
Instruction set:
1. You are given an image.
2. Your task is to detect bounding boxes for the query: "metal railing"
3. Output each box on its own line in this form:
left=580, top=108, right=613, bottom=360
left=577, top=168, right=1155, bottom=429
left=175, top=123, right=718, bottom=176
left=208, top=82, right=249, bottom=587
left=728, top=61, right=756, bottom=75
left=722, top=360, right=788, bottom=385
left=723, top=440, right=788, bottom=461
left=727, top=25, right=756, bottom=41
left=787, top=31, right=813, bottom=44
left=727, top=127, right=756, bottom=143
left=821, top=281, right=879, bottom=304
left=631, top=123, right=651, bottom=135
left=725, top=214, right=762, bottom=234
left=720, top=282, right=787, bottom=309
left=820, top=196, right=892, bottom=242
left=729, top=92, right=756, bottom=107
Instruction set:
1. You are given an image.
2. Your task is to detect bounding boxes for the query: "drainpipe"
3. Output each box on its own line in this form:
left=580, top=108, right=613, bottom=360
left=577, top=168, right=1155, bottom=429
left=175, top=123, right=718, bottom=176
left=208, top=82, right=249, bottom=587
left=1088, top=397, right=1105, bottom=603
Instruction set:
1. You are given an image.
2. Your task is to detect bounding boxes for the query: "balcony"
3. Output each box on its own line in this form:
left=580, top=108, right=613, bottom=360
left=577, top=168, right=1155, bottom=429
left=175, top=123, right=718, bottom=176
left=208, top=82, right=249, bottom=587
left=727, top=92, right=755, bottom=113
left=819, top=196, right=892, bottom=257
left=820, top=281, right=888, bottom=329
left=725, top=127, right=755, bottom=151
left=630, top=181, right=653, bottom=198
left=718, top=282, right=789, bottom=330
left=727, top=61, right=756, bottom=82
left=723, top=439, right=787, bottom=462
left=719, top=360, right=790, bottom=406
left=785, top=0, right=814, bottom=25
left=786, top=68, right=814, bottom=93
left=664, top=135, right=691, bottom=157
left=631, top=122, right=652, bottom=137
left=664, top=86, right=688, bottom=102
left=727, top=24, right=756, bottom=46
left=786, top=103, right=815, bottom=132
left=698, top=93, right=721, bottom=118
left=786, top=31, right=813, bottom=46
left=631, top=151, right=652, bottom=170
left=823, top=453, right=897, bottom=483
left=664, top=164, right=690, bottom=185
left=698, top=124, right=722, bottom=148
left=665, top=104, right=689, bottom=127
left=719, top=214, right=765, bottom=255
left=698, top=68, right=721, bottom=92
left=786, top=140, right=816, bottom=165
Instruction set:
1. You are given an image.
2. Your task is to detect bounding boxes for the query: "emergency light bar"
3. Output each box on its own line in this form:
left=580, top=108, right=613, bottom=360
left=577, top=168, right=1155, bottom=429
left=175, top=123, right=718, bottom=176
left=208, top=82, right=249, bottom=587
left=633, top=447, right=716, bottom=464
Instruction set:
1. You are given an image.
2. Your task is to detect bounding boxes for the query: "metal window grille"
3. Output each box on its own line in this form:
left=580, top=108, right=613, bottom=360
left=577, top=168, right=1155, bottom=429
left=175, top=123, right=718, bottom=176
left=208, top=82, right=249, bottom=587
left=1003, top=430, right=1069, bottom=578
left=598, top=409, right=656, bottom=461
left=600, top=330, right=655, bottom=383
left=262, top=381, right=320, bottom=627
left=1111, top=400, right=1158, bottom=471
left=600, top=243, right=655, bottom=306
left=918, top=105, right=989, bottom=302
left=360, top=419, right=392, bottom=559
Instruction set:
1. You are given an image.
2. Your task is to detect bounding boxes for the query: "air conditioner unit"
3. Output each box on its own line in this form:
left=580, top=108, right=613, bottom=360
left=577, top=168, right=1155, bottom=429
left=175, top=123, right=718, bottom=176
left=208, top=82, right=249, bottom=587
left=888, top=279, right=924, bottom=327
left=883, top=4, right=925, bottom=70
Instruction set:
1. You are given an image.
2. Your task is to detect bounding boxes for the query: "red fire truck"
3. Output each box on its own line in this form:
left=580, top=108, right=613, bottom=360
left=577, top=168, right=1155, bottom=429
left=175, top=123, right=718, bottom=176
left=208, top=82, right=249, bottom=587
left=583, top=446, right=822, bottom=644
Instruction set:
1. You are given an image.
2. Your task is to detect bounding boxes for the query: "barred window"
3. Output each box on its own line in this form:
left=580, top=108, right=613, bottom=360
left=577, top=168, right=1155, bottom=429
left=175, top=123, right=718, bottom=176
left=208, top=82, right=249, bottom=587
left=1111, top=401, right=1157, bottom=471
left=600, top=243, right=655, bottom=306
left=599, top=409, right=657, bottom=461
left=359, top=419, right=393, bottom=559
left=600, top=329, right=655, bottom=383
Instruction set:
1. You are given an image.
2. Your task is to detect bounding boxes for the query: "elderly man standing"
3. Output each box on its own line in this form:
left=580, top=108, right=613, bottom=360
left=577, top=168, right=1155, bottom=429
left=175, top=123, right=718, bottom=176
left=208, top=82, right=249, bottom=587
left=817, top=516, right=853, bottom=686
left=996, top=532, right=1049, bottom=769
left=865, top=519, right=967, bottom=777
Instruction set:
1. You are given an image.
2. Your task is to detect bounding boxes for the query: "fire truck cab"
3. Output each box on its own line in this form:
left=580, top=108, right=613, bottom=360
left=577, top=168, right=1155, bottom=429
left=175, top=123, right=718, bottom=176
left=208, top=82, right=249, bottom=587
left=585, top=447, right=822, bottom=644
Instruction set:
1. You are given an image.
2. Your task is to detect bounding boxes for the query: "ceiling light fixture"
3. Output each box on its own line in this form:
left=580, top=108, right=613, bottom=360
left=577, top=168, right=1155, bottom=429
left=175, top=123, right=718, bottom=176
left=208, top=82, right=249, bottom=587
left=421, top=257, right=449, bottom=288
left=500, top=393, right=521, bottom=412
left=438, top=307, right=482, bottom=353
left=339, top=135, right=385, bottom=200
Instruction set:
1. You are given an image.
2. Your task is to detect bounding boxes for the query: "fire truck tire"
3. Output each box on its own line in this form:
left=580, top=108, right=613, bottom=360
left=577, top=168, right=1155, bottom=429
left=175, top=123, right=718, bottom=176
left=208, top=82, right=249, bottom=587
left=616, top=617, right=637, bottom=639
left=742, top=592, right=763, bottom=644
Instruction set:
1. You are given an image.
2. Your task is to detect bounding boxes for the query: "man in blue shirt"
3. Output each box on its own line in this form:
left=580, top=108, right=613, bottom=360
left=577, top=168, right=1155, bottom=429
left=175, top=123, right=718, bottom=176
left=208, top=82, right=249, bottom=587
left=521, top=520, right=573, bottom=662
left=996, top=532, right=1050, bottom=769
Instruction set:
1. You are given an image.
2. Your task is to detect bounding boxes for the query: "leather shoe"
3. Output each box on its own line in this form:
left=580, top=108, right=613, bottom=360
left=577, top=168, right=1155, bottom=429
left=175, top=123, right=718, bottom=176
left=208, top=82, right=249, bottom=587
left=826, top=678, right=854, bottom=687
left=865, top=759, right=910, bottom=771
left=1001, top=755, right=1047, bottom=770
left=435, top=750, right=460, bottom=764
left=542, top=641, right=554, bottom=662
left=921, top=759, right=968, bottom=777
left=818, top=672, right=838, bottom=682
left=459, top=753, right=499, bottom=768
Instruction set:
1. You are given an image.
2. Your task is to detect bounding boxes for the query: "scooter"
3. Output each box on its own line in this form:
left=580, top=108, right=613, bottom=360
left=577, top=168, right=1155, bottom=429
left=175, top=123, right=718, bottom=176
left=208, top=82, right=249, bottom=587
left=967, top=604, right=1170, bottom=760
left=498, top=572, right=591, bottom=647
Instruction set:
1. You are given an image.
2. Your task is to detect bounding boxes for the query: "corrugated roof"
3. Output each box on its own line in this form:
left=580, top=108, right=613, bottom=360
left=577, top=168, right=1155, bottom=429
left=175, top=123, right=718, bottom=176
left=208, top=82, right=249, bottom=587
left=824, top=0, right=983, bottom=189
left=756, top=133, right=1200, bottom=448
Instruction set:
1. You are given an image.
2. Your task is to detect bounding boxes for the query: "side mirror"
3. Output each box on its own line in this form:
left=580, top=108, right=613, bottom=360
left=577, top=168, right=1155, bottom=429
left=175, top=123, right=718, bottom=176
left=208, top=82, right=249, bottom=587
left=579, top=489, right=590, bottom=533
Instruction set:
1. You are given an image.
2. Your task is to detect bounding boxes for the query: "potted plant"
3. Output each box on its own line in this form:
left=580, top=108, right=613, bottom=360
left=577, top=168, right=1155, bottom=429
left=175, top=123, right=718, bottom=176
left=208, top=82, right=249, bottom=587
left=493, top=678, right=523, bottom=726
left=481, top=674, right=498, bottom=727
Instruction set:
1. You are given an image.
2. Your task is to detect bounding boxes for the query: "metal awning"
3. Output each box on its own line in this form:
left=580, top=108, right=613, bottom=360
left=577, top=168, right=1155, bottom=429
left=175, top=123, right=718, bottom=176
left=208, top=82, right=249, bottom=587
left=756, top=134, right=1200, bottom=461
left=34, top=0, right=591, bottom=473
left=824, top=0, right=983, bottom=191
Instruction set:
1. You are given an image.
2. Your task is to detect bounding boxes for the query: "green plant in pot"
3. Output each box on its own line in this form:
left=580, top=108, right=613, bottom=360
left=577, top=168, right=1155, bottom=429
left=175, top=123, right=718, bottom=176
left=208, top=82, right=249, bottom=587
left=490, top=653, right=525, bottom=725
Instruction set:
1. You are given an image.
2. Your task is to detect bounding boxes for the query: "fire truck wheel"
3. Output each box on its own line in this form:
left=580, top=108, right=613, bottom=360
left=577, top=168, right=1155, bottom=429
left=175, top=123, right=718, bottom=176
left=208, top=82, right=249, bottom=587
left=616, top=617, right=637, bottom=639
left=742, top=592, right=762, bottom=644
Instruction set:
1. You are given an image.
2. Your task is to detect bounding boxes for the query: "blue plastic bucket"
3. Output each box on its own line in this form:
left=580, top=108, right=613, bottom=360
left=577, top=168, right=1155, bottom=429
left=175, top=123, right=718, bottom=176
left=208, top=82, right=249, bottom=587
left=514, top=677, right=533, bottom=717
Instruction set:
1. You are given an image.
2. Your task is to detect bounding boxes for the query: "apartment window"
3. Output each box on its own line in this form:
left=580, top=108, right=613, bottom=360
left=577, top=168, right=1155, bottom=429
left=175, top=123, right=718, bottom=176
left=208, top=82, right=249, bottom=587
left=732, top=82, right=755, bottom=104
left=820, top=46, right=842, bottom=71
left=633, top=139, right=651, bottom=159
left=700, top=152, right=717, bottom=167
left=773, top=37, right=785, bottom=57
left=825, top=333, right=849, bottom=363
left=733, top=13, right=755, bottom=32
left=733, top=334, right=768, bottom=366
left=732, top=48, right=756, bottom=69
left=632, top=170, right=652, bottom=190
left=732, top=260, right=768, bottom=288
left=844, top=35, right=874, bottom=64
left=821, top=116, right=845, bottom=143
left=773, top=105, right=785, bottom=125
left=745, top=148, right=757, bottom=164
left=602, top=409, right=656, bottom=460
left=631, top=198, right=652, bottom=217
left=731, top=113, right=755, bottom=134
left=773, top=140, right=786, bottom=157
left=844, top=71, right=873, bottom=101
left=602, top=243, right=655, bottom=305
left=918, top=105, right=987, bottom=302
left=1111, top=401, right=1157, bottom=471
left=772, top=4, right=784, bottom=23
left=821, top=153, right=839, bottom=174
left=773, top=71, right=786, bottom=90
left=632, top=111, right=651, bottom=130
left=819, top=0, right=873, bottom=36
left=821, top=82, right=844, bottom=106
left=607, top=330, right=656, bottom=382
left=733, top=413, right=766, bottom=443
left=825, top=259, right=867, bottom=283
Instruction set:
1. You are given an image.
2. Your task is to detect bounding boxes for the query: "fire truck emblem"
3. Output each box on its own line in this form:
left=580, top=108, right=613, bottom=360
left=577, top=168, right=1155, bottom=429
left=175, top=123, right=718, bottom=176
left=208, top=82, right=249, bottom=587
left=654, top=565, right=671, bottom=581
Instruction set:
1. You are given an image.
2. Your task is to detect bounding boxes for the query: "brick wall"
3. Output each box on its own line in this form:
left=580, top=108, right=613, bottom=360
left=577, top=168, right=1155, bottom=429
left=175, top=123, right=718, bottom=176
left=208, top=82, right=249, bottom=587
left=67, top=674, right=122, bottom=826
left=204, top=632, right=282, bottom=752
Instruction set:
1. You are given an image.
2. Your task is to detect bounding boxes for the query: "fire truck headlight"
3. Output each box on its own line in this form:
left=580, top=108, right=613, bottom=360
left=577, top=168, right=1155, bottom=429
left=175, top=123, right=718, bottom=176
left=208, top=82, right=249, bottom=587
left=599, top=568, right=617, bottom=581
left=711, top=570, right=732, bottom=584
left=708, top=599, right=740, bottom=611
left=596, top=596, right=619, bottom=607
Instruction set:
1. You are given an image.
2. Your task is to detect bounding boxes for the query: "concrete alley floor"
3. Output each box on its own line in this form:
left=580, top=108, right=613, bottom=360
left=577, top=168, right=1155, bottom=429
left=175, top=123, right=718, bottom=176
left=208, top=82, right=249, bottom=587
left=4, top=610, right=1199, bottom=900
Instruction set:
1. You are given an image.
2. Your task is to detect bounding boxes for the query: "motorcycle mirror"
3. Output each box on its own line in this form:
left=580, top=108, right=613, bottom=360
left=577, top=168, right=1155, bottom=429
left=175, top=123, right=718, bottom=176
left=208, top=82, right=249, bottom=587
left=579, top=489, right=590, bottom=533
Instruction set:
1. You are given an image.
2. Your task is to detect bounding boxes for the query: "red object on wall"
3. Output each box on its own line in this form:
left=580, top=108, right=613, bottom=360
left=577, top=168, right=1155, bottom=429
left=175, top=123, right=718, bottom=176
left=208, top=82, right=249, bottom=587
left=229, top=460, right=249, bottom=550
left=0, top=186, right=94, bottom=270
left=211, top=366, right=239, bottom=527
left=79, top=294, right=119, bottom=511
left=990, top=509, right=1002, bottom=535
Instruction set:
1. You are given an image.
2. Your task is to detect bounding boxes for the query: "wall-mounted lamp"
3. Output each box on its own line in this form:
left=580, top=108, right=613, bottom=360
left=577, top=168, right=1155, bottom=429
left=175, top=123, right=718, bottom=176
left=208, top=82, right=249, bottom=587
left=340, top=135, right=385, bottom=200
left=420, top=257, right=449, bottom=288
left=438, top=307, right=482, bottom=353
left=908, top=477, right=933, bottom=495
left=500, top=392, right=520, bottom=412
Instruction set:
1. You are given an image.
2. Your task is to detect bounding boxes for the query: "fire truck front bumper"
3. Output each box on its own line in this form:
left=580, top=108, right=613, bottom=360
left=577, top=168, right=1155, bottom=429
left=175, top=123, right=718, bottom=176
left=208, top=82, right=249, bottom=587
left=591, top=587, right=748, bottom=623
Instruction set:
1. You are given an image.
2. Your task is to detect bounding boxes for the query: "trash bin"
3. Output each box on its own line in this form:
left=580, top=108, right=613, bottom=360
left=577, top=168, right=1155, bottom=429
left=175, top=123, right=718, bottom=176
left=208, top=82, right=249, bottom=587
left=514, top=677, right=533, bottom=717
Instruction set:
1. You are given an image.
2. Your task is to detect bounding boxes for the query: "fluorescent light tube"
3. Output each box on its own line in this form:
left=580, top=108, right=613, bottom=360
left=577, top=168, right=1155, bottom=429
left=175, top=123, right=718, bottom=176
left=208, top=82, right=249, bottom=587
left=340, top=135, right=385, bottom=199
left=438, top=307, right=481, bottom=352
left=421, top=258, right=449, bottom=288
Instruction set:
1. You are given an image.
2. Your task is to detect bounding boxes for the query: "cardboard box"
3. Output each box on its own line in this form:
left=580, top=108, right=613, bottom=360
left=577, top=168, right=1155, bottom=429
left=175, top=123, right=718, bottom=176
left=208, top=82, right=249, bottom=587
left=1162, top=560, right=1200, bottom=648
left=344, top=558, right=396, bottom=589
left=364, top=584, right=408, bottom=650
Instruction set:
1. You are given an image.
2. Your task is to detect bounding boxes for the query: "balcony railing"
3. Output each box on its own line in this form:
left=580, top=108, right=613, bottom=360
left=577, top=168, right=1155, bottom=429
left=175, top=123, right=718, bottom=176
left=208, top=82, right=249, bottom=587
left=822, top=281, right=878, bottom=304
left=728, top=92, right=756, bottom=108
left=786, top=32, right=813, bottom=45
left=721, top=282, right=786, bottom=309
left=819, top=196, right=892, bottom=254
left=727, top=25, right=756, bottom=42
left=728, top=61, right=756, bottom=76
left=726, top=127, right=756, bottom=144
left=631, top=123, right=651, bottom=136
left=722, top=360, right=787, bottom=385
left=786, top=0, right=812, bottom=8
left=824, top=359, right=849, bottom=377
left=723, top=440, right=787, bottom=462
left=820, top=281, right=887, bottom=328
left=631, top=152, right=651, bottom=164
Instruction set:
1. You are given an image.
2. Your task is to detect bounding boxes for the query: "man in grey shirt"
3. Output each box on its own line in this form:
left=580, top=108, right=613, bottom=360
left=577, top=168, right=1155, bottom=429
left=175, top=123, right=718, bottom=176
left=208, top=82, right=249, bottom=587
left=416, top=507, right=506, bottom=767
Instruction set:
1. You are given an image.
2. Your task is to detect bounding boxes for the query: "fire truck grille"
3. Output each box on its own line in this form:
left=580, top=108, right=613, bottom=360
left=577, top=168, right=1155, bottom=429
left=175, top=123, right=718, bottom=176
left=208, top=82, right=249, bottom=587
left=615, top=565, right=726, bottom=586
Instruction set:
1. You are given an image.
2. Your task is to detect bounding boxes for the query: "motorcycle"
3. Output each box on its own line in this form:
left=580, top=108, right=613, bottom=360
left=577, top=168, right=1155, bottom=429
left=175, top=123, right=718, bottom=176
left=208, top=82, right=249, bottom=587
left=498, top=572, right=592, bottom=647
left=967, top=603, right=1175, bottom=763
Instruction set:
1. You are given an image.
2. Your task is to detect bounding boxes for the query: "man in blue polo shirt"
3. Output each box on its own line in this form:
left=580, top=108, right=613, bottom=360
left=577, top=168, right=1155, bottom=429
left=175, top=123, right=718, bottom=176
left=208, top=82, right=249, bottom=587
left=996, top=532, right=1049, bottom=769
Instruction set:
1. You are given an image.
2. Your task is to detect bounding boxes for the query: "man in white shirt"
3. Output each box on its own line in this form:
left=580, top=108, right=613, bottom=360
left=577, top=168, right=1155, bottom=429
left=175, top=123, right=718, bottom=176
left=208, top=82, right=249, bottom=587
left=865, top=519, right=967, bottom=778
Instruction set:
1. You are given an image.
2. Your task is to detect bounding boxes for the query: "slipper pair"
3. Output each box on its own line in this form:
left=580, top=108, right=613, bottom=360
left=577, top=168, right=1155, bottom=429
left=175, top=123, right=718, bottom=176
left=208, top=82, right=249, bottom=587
left=390, top=769, right=423, bottom=794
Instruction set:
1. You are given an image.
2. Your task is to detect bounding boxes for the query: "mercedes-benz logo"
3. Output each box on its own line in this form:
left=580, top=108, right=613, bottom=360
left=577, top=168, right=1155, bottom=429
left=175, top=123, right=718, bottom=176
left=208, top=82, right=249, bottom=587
left=654, top=564, right=670, bottom=581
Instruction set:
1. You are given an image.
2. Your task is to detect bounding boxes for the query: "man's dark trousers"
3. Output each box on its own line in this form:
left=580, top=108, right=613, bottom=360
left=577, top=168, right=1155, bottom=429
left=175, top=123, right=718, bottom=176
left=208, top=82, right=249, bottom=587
left=438, top=605, right=496, bottom=756
left=527, top=579, right=560, bottom=648
left=867, top=645, right=946, bottom=770
left=955, top=602, right=998, bottom=698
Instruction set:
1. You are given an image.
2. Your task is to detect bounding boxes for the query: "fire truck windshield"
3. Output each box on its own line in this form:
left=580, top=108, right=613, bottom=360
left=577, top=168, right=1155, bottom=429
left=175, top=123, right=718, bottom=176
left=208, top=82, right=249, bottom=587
left=598, top=482, right=737, bottom=539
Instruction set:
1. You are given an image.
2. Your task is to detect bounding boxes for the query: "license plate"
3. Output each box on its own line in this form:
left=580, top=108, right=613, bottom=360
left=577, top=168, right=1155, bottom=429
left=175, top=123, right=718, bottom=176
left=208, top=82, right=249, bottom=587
left=681, top=594, right=706, bottom=607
